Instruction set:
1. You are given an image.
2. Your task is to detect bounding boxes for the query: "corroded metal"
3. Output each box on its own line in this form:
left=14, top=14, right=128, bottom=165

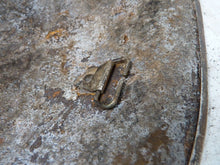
left=189, top=0, right=208, bottom=164
left=0, top=0, right=207, bottom=164
left=75, top=58, right=131, bottom=109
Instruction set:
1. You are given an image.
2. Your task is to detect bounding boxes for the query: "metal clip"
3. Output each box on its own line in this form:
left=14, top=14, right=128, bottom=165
left=94, top=77, right=125, bottom=109
left=94, top=58, right=131, bottom=109
left=75, top=57, right=131, bottom=109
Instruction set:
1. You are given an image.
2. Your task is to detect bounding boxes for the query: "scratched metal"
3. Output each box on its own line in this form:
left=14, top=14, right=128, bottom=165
left=0, top=0, right=201, bottom=164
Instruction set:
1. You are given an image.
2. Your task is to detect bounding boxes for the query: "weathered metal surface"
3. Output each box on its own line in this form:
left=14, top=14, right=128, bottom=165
left=0, top=0, right=203, bottom=164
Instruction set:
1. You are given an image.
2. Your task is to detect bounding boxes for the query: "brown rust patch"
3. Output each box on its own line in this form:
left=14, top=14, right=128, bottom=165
left=135, top=157, right=149, bottom=165
left=44, top=87, right=95, bottom=112
left=44, top=88, right=64, bottom=101
left=113, top=154, right=131, bottom=165
left=146, top=129, right=170, bottom=152
left=46, top=29, right=64, bottom=40
left=123, top=34, right=128, bottom=44
left=113, top=146, right=149, bottom=165
left=114, top=126, right=171, bottom=164
left=53, top=91, right=62, bottom=98
left=76, top=91, right=96, bottom=97
left=129, top=12, right=135, bottom=18
left=0, top=138, right=4, bottom=145
left=113, top=128, right=171, bottom=164
left=58, top=10, right=69, bottom=16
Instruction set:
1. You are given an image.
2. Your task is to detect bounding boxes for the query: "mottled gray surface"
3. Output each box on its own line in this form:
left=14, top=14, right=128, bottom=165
left=0, top=0, right=200, bottom=164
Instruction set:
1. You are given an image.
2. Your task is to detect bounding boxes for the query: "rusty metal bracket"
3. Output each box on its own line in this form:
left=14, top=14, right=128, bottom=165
left=94, top=58, right=131, bottom=109
left=94, top=78, right=124, bottom=109
left=75, top=57, right=131, bottom=109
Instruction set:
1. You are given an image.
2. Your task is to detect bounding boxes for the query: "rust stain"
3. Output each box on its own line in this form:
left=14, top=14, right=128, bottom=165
left=19, top=36, right=24, bottom=40
left=74, top=86, right=96, bottom=98
left=135, top=158, right=149, bottom=165
left=113, top=129, right=171, bottom=164
left=123, top=34, right=128, bottom=44
left=53, top=91, right=62, bottom=98
left=58, top=10, right=69, bottom=16
left=113, top=151, right=148, bottom=165
left=0, top=138, right=4, bottom=145
left=113, top=154, right=131, bottom=165
left=91, top=98, right=95, bottom=107
left=147, top=129, right=170, bottom=152
left=46, top=29, right=64, bottom=40
left=113, top=148, right=149, bottom=165
left=129, top=12, right=135, bottom=18
left=60, top=129, right=65, bottom=134
left=76, top=91, right=96, bottom=97
left=44, top=88, right=64, bottom=100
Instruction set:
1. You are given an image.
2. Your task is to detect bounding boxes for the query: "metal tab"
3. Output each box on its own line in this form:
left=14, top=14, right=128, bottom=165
left=75, top=58, right=131, bottom=109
